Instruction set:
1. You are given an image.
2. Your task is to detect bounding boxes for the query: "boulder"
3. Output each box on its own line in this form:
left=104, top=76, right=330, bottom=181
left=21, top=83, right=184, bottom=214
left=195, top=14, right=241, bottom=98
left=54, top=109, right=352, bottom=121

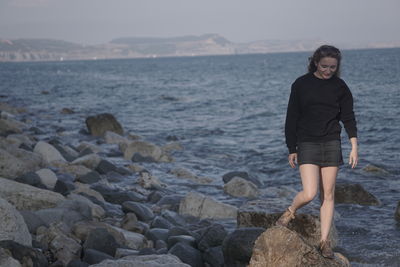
left=15, top=172, right=46, bottom=189
left=169, top=168, right=213, bottom=184
left=223, top=177, right=259, bottom=198
left=169, top=242, right=203, bottom=267
left=76, top=142, right=103, bottom=154
left=0, top=240, right=48, bottom=267
left=222, top=171, right=262, bottom=187
left=104, top=131, right=129, bottom=145
left=362, top=164, right=390, bottom=175
left=76, top=171, right=101, bottom=184
left=150, top=216, right=174, bottom=229
left=33, top=141, right=67, bottom=165
left=71, top=154, right=101, bottom=170
left=35, top=168, right=58, bottom=189
left=122, top=141, right=163, bottom=162
left=0, top=118, right=24, bottom=135
left=6, top=134, right=34, bottom=148
left=73, top=182, right=105, bottom=202
left=179, top=192, right=237, bottom=219
left=82, top=248, right=114, bottom=265
left=335, top=183, right=380, bottom=205
left=122, top=201, right=155, bottom=222
left=85, top=113, right=123, bottom=137
left=0, top=147, right=42, bottom=179
left=248, top=226, right=350, bottom=267
left=18, top=210, right=48, bottom=234
left=71, top=221, right=125, bottom=246
left=83, top=228, right=119, bottom=257
left=67, top=193, right=105, bottom=219
left=197, top=224, right=227, bottom=252
left=146, top=228, right=169, bottom=243
left=109, top=226, right=147, bottom=250
left=237, top=200, right=338, bottom=248
left=89, top=254, right=190, bottom=267
left=0, top=247, right=21, bottom=267
left=203, top=246, right=224, bottom=267
left=90, top=184, right=145, bottom=205
left=120, top=213, right=139, bottom=231
left=0, top=197, right=32, bottom=246
left=167, top=235, right=196, bottom=249
left=222, top=227, right=265, bottom=267
left=0, top=177, right=65, bottom=211
left=95, top=159, right=118, bottom=174
left=54, top=162, right=92, bottom=177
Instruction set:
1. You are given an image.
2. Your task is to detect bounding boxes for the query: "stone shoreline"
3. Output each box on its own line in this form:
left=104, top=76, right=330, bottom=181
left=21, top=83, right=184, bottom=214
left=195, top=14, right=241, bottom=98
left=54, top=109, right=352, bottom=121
left=1, top=100, right=384, bottom=266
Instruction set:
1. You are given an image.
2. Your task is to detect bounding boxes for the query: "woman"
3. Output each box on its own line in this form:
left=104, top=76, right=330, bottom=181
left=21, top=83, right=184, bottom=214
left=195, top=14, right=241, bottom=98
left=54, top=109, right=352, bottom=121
left=276, top=45, right=358, bottom=258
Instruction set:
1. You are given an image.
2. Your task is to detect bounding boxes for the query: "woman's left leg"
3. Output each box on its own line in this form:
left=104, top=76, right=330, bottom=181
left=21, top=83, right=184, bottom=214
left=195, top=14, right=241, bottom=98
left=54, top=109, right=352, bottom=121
left=319, top=166, right=338, bottom=242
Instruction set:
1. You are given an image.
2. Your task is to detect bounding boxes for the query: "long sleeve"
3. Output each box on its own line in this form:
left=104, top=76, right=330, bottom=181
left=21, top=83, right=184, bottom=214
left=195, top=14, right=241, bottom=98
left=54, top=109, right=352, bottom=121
left=339, top=83, right=357, bottom=139
left=285, top=84, right=299, bottom=153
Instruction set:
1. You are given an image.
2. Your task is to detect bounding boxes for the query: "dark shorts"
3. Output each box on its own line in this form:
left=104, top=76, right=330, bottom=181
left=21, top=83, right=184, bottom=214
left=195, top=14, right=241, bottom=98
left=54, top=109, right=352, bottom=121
left=297, top=140, right=343, bottom=167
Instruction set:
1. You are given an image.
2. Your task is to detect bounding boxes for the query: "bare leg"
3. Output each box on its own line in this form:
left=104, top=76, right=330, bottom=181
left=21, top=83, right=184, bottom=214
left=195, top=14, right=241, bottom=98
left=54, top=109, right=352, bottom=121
left=319, top=166, right=338, bottom=242
left=289, top=164, right=320, bottom=212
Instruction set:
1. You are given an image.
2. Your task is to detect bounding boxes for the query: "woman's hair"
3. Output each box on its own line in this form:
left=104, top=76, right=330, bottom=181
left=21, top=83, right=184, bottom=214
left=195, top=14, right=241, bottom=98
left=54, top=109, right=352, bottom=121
left=308, top=45, right=342, bottom=77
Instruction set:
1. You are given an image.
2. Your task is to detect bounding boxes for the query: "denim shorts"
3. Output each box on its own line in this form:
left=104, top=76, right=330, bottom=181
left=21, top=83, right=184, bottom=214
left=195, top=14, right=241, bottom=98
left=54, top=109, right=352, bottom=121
left=297, top=140, right=343, bottom=167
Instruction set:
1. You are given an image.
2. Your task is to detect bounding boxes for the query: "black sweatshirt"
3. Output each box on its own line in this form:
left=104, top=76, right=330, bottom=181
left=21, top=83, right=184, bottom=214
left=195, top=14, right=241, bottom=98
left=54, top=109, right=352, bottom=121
left=285, top=72, right=357, bottom=154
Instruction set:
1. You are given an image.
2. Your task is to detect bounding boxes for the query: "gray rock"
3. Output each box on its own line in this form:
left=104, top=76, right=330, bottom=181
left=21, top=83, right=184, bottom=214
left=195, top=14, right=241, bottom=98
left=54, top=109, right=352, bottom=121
left=0, top=147, right=42, bottom=179
left=51, top=143, right=77, bottom=162
left=197, top=224, right=227, bottom=252
left=15, top=171, right=46, bottom=189
left=82, top=248, right=114, bottom=265
left=71, top=154, right=101, bottom=170
left=0, top=247, right=21, bottom=267
left=169, top=242, right=203, bottom=267
left=222, top=227, right=265, bottom=267
left=122, top=141, right=163, bottom=162
left=122, top=201, right=154, bottom=222
left=0, top=198, right=32, bottom=246
left=222, top=171, right=262, bottom=187
left=83, top=228, right=119, bottom=257
left=115, top=248, right=139, bottom=258
left=168, top=227, right=196, bottom=239
left=109, top=227, right=146, bottom=250
left=179, top=192, right=237, bottom=219
left=161, top=210, right=186, bottom=227
left=66, top=259, right=89, bottom=267
left=223, top=177, right=259, bottom=198
left=395, top=201, right=400, bottom=222
left=335, top=183, right=380, bottom=205
left=86, top=113, right=123, bottom=137
left=150, top=216, right=174, bottom=229
left=89, top=254, right=190, bottom=267
left=91, top=184, right=145, bottom=204
left=138, top=247, right=157, bottom=255
left=157, top=194, right=184, bottom=212
left=35, top=168, right=58, bottom=189
left=54, top=179, right=76, bottom=196
left=76, top=171, right=101, bottom=184
left=146, top=228, right=169, bottom=243
left=0, top=240, right=48, bottom=267
left=19, top=210, right=48, bottom=234
left=33, top=141, right=67, bottom=165
left=155, top=240, right=167, bottom=250
left=106, top=171, right=125, bottom=183
left=203, top=246, right=224, bottom=267
left=147, top=190, right=165, bottom=203
left=104, top=131, right=129, bottom=146
left=167, top=235, right=196, bottom=249
left=120, top=213, right=138, bottom=230
left=0, top=177, right=65, bottom=211
left=96, top=159, right=117, bottom=174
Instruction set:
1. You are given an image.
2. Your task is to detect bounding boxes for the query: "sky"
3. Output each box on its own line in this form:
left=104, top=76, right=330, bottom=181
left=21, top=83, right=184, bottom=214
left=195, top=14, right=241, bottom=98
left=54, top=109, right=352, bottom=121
left=0, top=0, right=399, bottom=45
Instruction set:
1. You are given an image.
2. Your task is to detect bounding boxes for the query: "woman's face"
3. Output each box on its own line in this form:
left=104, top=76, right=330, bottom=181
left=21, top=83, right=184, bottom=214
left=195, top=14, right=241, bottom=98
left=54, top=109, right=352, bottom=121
left=314, top=57, right=338, bottom=79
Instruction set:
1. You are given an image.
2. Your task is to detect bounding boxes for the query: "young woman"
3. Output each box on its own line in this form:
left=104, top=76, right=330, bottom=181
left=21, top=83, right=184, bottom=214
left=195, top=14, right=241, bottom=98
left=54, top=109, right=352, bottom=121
left=276, top=45, right=359, bottom=258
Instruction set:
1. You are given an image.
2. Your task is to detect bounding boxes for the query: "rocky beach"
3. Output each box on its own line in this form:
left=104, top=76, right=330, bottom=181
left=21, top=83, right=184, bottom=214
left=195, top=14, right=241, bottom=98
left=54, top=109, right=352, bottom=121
left=1, top=99, right=394, bottom=267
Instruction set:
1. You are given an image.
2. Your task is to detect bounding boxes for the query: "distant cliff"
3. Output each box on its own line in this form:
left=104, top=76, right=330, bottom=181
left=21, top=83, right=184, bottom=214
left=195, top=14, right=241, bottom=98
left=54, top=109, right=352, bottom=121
left=1, top=34, right=399, bottom=62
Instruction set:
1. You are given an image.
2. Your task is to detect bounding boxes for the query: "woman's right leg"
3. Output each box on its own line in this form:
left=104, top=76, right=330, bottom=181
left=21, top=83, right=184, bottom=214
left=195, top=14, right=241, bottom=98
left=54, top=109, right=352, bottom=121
left=289, top=164, right=320, bottom=212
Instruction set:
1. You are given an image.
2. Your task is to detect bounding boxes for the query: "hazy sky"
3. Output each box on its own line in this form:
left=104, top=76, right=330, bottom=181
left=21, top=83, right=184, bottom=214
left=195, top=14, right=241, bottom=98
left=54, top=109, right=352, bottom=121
left=0, top=0, right=399, bottom=45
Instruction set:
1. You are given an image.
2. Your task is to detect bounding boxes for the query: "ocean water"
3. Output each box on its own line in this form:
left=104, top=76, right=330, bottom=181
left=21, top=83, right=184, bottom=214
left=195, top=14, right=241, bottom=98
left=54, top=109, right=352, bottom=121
left=1, top=48, right=400, bottom=266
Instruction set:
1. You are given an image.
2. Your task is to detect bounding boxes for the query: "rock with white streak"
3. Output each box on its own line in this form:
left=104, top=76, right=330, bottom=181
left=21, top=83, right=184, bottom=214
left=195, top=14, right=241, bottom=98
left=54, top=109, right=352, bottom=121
left=0, top=177, right=65, bottom=211
left=0, top=197, right=32, bottom=246
left=179, top=192, right=237, bottom=219
left=35, top=168, right=58, bottom=189
left=71, top=153, right=101, bottom=170
left=33, top=141, right=66, bottom=165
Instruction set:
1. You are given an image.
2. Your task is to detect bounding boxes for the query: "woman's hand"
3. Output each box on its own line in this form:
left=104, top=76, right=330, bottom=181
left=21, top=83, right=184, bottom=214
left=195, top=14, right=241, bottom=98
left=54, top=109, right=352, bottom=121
left=349, top=137, right=358, bottom=169
left=349, top=149, right=358, bottom=168
left=288, top=153, right=298, bottom=168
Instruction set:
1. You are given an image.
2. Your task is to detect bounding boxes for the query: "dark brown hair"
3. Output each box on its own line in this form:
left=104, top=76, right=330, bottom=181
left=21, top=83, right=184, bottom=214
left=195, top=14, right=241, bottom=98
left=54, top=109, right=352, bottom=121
left=308, top=45, right=342, bottom=77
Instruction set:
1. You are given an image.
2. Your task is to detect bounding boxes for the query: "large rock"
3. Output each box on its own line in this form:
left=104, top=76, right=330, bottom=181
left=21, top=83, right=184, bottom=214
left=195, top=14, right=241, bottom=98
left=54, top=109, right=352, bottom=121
left=237, top=200, right=338, bottom=248
left=71, top=154, right=101, bottom=170
left=85, top=113, right=123, bottom=137
left=90, top=184, right=145, bottom=205
left=223, top=177, right=259, bottom=198
left=0, top=197, right=32, bottom=246
left=0, top=240, right=48, bottom=267
left=137, top=171, right=166, bottom=189
left=0, top=118, right=24, bottom=135
left=335, top=183, right=380, bottom=205
left=222, top=227, right=265, bottom=267
left=89, top=254, right=190, bottom=267
left=104, top=131, right=130, bottom=145
left=197, top=224, right=227, bottom=252
left=179, top=192, right=237, bottom=219
left=0, top=147, right=42, bottom=179
left=35, top=168, right=58, bottom=189
left=222, top=171, right=262, bottom=187
left=83, top=228, right=120, bottom=257
left=0, top=247, right=21, bottom=267
left=109, top=226, right=147, bottom=250
left=248, top=226, right=350, bottom=267
left=169, top=242, right=203, bottom=267
left=0, top=177, right=65, bottom=211
left=33, top=141, right=67, bottom=165
left=122, top=141, right=163, bottom=162
left=122, top=201, right=155, bottom=222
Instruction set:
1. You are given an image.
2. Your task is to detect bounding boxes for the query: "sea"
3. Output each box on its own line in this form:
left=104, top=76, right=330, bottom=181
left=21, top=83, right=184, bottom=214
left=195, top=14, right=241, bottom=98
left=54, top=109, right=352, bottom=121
left=1, top=48, right=399, bottom=266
